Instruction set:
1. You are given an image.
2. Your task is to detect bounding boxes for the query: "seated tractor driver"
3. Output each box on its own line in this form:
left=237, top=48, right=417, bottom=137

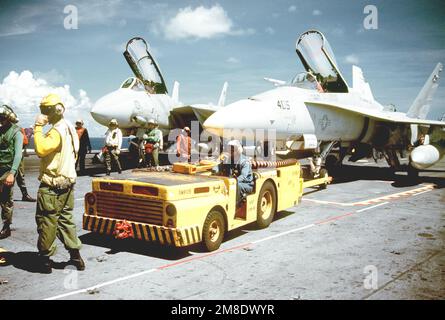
left=215, top=140, right=254, bottom=206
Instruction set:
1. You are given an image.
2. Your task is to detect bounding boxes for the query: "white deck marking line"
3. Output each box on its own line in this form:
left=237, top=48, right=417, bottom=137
left=44, top=201, right=391, bottom=300
left=356, top=202, right=389, bottom=213
left=303, top=198, right=355, bottom=206
left=411, top=189, right=432, bottom=197
left=251, top=224, right=316, bottom=244
left=303, top=184, right=434, bottom=207
left=45, top=268, right=158, bottom=300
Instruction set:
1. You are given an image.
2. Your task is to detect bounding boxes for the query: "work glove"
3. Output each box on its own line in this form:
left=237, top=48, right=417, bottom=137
left=34, top=114, right=48, bottom=126
left=115, top=149, right=121, bottom=155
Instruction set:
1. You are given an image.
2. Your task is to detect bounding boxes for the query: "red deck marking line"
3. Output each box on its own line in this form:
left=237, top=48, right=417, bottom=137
left=304, top=184, right=435, bottom=207
left=157, top=242, right=252, bottom=270
left=314, top=212, right=355, bottom=225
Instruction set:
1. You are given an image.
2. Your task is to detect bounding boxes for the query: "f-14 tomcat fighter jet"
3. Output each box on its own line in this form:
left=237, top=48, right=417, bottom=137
left=91, top=37, right=227, bottom=135
left=203, top=30, right=444, bottom=177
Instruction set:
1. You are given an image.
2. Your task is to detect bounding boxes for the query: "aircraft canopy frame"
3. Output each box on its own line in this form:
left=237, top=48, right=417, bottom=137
left=296, top=30, right=349, bottom=93
left=123, top=37, right=168, bottom=94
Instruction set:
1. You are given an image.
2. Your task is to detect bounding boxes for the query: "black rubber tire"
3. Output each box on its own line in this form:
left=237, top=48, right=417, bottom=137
left=325, top=154, right=338, bottom=174
left=256, top=181, right=277, bottom=229
left=319, top=168, right=328, bottom=190
left=202, top=210, right=225, bottom=252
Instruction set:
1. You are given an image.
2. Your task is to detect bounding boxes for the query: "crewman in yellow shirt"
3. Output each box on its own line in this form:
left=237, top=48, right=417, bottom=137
left=34, top=94, right=85, bottom=274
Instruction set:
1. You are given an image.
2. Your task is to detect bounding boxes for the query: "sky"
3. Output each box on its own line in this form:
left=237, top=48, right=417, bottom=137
left=0, top=0, right=444, bottom=136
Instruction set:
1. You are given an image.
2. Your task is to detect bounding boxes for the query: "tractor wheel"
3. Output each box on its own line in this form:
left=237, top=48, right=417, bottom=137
left=256, top=181, right=277, bottom=229
left=202, top=210, right=225, bottom=252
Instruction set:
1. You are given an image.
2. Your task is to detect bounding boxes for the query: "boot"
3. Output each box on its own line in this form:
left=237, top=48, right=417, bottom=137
left=0, top=223, right=11, bottom=240
left=40, top=255, right=52, bottom=274
left=21, top=189, right=36, bottom=202
left=68, top=249, right=85, bottom=271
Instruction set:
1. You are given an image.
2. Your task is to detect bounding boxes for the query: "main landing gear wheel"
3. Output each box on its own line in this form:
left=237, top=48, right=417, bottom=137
left=256, top=181, right=277, bottom=229
left=202, top=210, right=225, bottom=252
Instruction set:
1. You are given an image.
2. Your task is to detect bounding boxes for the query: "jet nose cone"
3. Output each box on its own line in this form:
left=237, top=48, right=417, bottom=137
left=204, top=99, right=270, bottom=140
left=91, top=89, right=135, bottom=127
left=203, top=112, right=225, bottom=137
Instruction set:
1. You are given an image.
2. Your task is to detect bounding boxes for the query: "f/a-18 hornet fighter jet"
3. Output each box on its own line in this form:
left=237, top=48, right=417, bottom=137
left=203, top=30, right=444, bottom=178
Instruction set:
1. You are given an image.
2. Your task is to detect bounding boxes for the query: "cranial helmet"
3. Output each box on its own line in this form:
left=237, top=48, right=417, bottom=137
left=227, top=139, right=243, bottom=154
left=40, top=93, right=65, bottom=116
left=0, top=105, right=18, bottom=123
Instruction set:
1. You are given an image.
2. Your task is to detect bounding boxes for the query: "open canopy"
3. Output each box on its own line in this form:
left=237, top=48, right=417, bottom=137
left=296, top=30, right=349, bottom=93
left=123, top=37, right=168, bottom=94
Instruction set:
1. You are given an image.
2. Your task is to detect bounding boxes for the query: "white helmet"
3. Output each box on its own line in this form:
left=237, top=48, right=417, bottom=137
left=227, top=139, right=243, bottom=154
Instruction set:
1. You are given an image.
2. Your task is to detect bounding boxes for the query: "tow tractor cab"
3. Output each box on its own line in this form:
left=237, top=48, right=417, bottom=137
left=83, top=160, right=329, bottom=251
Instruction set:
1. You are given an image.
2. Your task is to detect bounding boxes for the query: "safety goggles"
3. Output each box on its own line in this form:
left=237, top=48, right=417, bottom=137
left=39, top=104, right=55, bottom=116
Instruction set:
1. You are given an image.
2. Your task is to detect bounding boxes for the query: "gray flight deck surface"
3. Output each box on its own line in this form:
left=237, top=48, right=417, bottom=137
left=0, top=155, right=444, bottom=300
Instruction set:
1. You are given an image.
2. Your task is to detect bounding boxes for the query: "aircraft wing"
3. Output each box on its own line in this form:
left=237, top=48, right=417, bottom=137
left=170, top=104, right=220, bottom=128
left=308, top=101, right=445, bottom=127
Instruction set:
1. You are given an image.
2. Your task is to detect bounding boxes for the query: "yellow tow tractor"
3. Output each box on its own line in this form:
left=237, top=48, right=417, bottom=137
left=83, top=159, right=330, bottom=251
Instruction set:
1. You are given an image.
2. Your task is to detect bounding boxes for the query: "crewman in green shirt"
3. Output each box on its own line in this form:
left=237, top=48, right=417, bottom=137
left=144, top=119, right=163, bottom=168
left=0, top=105, right=23, bottom=239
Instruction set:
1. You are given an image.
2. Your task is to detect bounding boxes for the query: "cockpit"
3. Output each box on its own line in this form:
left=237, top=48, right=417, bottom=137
left=295, top=30, right=349, bottom=93
left=120, top=77, right=146, bottom=91
left=290, top=71, right=325, bottom=92
left=123, top=37, right=168, bottom=94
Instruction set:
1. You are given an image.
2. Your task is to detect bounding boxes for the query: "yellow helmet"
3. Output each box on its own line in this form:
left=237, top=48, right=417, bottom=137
left=40, top=93, right=63, bottom=107
left=40, top=93, right=65, bottom=115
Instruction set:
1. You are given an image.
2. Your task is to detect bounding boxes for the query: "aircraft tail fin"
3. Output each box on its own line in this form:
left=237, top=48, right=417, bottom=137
left=407, top=62, right=442, bottom=119
left=352, top=65, right=374, bottom=101
left=172, top=81, right=180, bottom=104
left=217, top=82, right=228, bottom=107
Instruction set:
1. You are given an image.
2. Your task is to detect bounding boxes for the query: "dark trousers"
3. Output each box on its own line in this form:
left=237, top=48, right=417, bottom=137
left=0, top=168, right=13, bottom=225
left=16, top=157, right=27, bottom=194
left=237, top=182, right=254, bottom=205
left=76, top=151, right=87, bottom=172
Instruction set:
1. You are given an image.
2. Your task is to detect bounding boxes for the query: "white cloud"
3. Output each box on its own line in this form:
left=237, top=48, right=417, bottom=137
left=0, top=24, right=37, bottom=37
left=312, top=9, right=322, bottom=16
left=160, top=4, right=253, bottom=40
left=288, top=5, right=297, bottom=13
left=0, top=70, right=96, bottom=133
left=265, top=27, right=275, bottom=35
left=226, top=57, right=240, bottom=64
left=344, top=54, right=360, bottom=65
